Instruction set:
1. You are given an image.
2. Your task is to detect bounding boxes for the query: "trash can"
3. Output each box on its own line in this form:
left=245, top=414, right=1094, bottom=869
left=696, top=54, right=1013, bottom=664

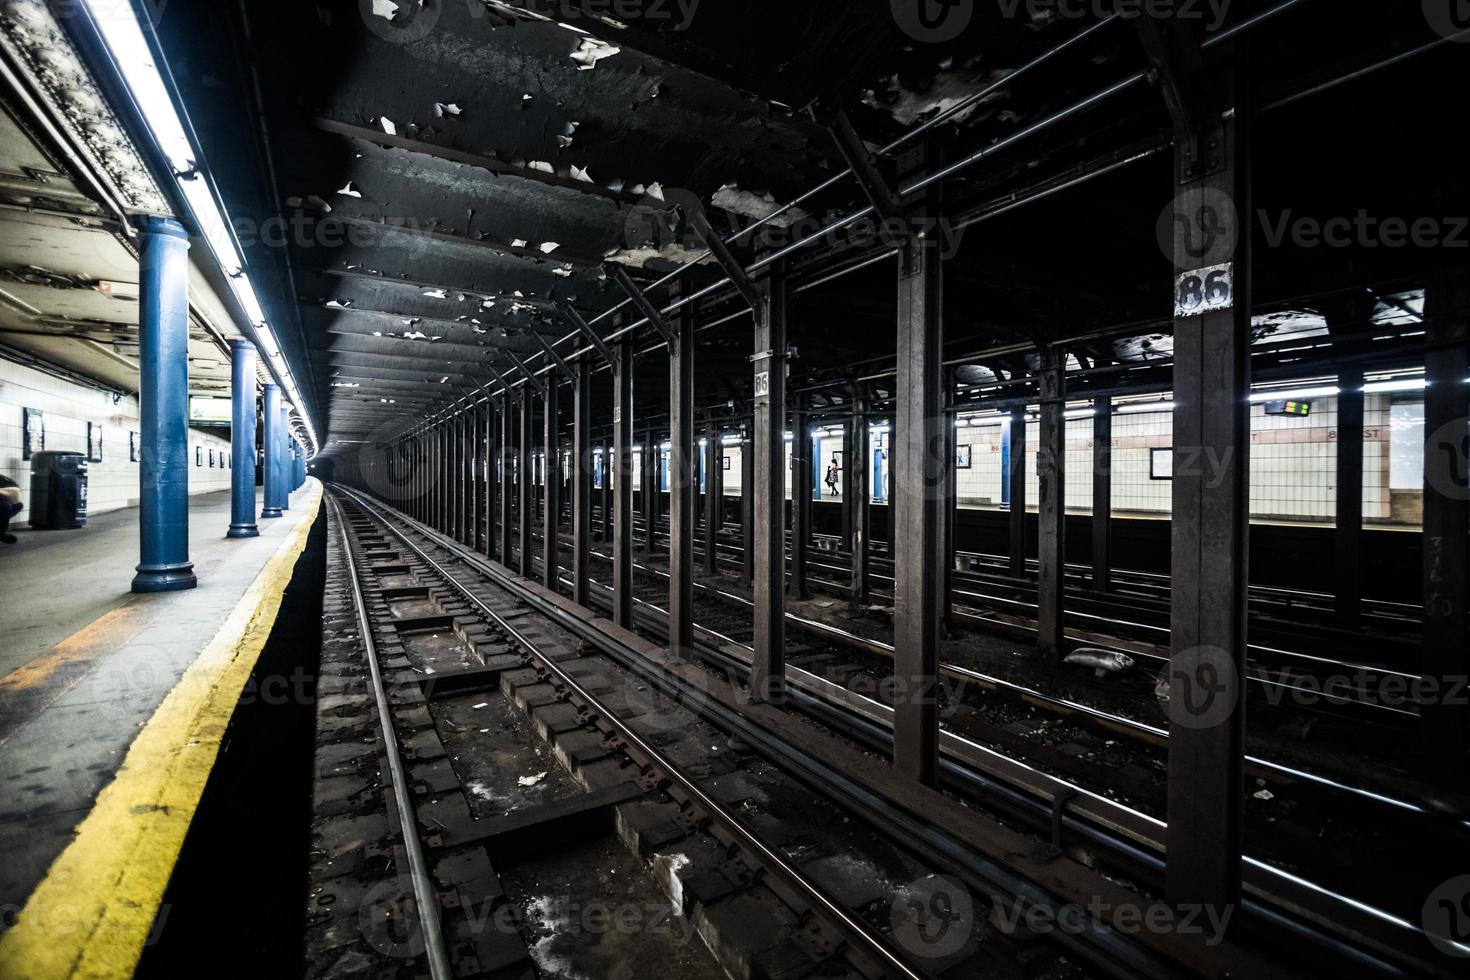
left=29, top=451, right=88, bottom=529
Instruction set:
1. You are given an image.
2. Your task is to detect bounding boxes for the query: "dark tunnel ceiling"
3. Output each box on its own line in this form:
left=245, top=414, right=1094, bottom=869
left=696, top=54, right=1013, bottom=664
left=178, top=0, right=1468, bottom=451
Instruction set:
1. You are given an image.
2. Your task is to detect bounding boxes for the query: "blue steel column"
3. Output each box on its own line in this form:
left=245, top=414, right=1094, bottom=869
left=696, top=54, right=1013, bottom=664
left=261, top=384, right=285, bottom=518
left=132, top=218, right=197, bottom=594
left=279, top=403, right=291, bottom=510
left=227, top=339, right=259, bottom=538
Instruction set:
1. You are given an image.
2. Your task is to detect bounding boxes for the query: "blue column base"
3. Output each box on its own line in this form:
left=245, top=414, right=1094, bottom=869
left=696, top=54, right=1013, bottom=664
left=132, top=562, right=198, bottom=593
left=227, top=523, right=260, bottom=539
left=261, top=506, right=283, bottom=519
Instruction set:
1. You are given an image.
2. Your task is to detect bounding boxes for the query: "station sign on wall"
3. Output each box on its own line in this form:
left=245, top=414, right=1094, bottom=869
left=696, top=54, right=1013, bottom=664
left=189, top=397, right=232, bottom=423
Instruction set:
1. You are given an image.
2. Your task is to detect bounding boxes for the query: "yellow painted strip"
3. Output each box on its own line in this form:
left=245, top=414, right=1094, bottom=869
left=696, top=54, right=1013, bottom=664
left=0, top=481, right=324, bottom=980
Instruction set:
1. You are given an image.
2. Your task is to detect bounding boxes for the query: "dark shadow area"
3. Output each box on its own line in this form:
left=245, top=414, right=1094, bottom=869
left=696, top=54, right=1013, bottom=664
left=136, top=509, right=327, bottom=978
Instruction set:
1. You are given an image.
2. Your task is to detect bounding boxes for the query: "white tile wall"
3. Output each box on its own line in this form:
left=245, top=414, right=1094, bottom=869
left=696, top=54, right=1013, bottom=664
left=1, top=356, right=235, bottom=525
left=697, top=395, right=1416, bottom=526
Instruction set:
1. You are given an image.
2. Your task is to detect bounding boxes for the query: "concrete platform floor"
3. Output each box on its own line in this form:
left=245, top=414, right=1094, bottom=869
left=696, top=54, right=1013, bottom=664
left=0, top=480, right=322, bottom=974
left=0, top=488, right=296, bottom=677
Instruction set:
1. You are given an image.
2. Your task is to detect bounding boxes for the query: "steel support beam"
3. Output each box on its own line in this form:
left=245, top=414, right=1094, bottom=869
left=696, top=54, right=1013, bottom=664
left=851, top=397, right=871, bottom=606
left=520, top=398, right=535, bottom=577
left=643, top=430, right=658, bottom=554
left=1421, top=272, right=1470, bottom=767
left=601, top=437, right=613, bottom=544
left=612, top=337, right=636, bottom=628
left=1037, top=346, right=1067, bottom=658
left=791, top=396, right=812, bottom=601
left=940, top=368, right=957, bottom=630
left=572, top=363, right=593, bottom=606
left=704, top=421, right=723, bottom=576
left=751, top=258, right=788, bottom=703
left=543, top=378, right=561, bottom=591
left=131, top=215, right=197, bottom=593
left=1093, top=396, right=1113, bottom=591
left=227, top=340, right=259, bottom=539
left=669, top=285, right=696, bottom=658
left=1008, top=406, right=1028, bottom=578
left=892, top=161, right=943, bottom=785
left=1334, top=368, right=1364, bottom=626
left=740, top=427, right=755, bottom=584
left=841, top=411, right=855, bottom=549
left=500, top=395, right=515, bottom=565
left=1164, top=72, right=1251, bottom=914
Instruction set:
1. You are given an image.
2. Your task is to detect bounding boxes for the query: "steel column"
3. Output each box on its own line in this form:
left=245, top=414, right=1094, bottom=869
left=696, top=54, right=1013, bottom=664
left=1008, top=406, right=1028, bottom=577
left=543, top=379, right=561, bottom=591
left=669, top=286, right=696, bottom=658
left=1037, top=345, right=1067, bottom=658
left=573, top=363, right=593, bottom=606
left=892, top=179, right=943, bottom=785
left=261, top=383, right=285, bottom=520
left=132, top=217, right=198, bottom=593
left=1335, top=369, right=1364, bottom=626
left=227, top=339, right=259, bottom=539
left=612, top=338, right=636, bottom=628
left=500, top=396, right=515, bottom=565
left=740, top=427, right=755, bottom=584
left=601, top=437, right=613, bottom=543
left=278, top=404, right=290, bottom=510
left=751, top=257, right=788, bottom=703
left=791, top=396, right=812, bottom=601
left=940, top=368, right=957, bottom=629
left=1164, top=75, right=1251, bottom=913
left=851, top=398, right=871, bottom=606
left=520, top=395, right=535, bottom=577
left=1421, top=273, right=1469, bottom=766
left=793, top=396, right=817, bottom=599
left=841, top=412, right=855, bottom=550
left=704, top=422, right=723, bottom=577
left=1092, top=396, right=1113, bottom=591
left=644, top=430, right=658, bottom=554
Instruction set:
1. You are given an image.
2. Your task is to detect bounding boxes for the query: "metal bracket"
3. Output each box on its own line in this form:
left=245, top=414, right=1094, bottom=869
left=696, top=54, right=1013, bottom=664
left=1031, top=788, right=1079, bottom=863
left=604, top=263, right=677, bottom=348
left=485, top=361, right=524, bottom=403
left=529, top=329, right=575, bottom=377
left=507, top=351, right=549, bottom=399
left=555, top=300, right=617, bottom=367
left=684, top=206, right=763, bottom=318
left=819, top=106, right=907, bottom=226
left=1132, top=18, right=1221, bottom=183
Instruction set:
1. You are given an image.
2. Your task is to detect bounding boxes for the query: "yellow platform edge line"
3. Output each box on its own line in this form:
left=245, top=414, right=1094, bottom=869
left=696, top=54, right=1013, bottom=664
left=0, top=480, right=324, bottom=980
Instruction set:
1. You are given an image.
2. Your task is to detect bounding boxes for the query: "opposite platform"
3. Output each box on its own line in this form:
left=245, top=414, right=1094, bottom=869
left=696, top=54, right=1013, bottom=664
left=0, top=479, right=323, bottom=978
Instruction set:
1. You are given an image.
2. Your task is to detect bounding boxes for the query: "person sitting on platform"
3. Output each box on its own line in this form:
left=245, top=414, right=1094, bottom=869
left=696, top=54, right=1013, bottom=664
left=0, top=475, right=21, bottom=545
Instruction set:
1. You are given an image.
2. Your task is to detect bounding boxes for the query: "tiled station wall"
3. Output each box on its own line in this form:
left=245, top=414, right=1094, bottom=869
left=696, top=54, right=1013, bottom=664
left=0, top=356, right=235, bottom=524
left=535, top=393, right=1424, bottom=528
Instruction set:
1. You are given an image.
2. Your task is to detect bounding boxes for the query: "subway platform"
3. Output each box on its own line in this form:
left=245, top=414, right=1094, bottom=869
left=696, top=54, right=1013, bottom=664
left=0, top=480, right=322, bottom=978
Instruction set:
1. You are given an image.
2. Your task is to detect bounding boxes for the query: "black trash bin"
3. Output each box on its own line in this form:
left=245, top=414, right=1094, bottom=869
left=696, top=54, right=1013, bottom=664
left=29, top=451, right=88, bottom=529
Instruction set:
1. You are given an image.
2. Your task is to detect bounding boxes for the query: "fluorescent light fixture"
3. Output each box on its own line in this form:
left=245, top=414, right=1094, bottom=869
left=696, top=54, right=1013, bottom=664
left=1064, top=408, right=1098, bottom=421
left=1248, top=385, right=1339, bottom=403
left=1117, top=401, right=1176, bottom=414
left=1363, top=379, right=1427, bottom=394
left=228, top=275, right=267, bottom=327
left=83, top=0, right=194, bottom=172
left=177, top=176, right=243, bottom=275
left=82, top=0, right=321, bottom=458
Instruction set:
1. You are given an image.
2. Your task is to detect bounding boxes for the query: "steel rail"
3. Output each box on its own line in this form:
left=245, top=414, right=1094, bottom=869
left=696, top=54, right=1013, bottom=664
left=336, top=486, right=1188, bottom=979
left=327, top=493, right=455, bottom=980
left=581, top=546, right=1443, bottom=820
left=341, top=484, right=1456, bottom=979
left=334, top=488, right=931, bottom=980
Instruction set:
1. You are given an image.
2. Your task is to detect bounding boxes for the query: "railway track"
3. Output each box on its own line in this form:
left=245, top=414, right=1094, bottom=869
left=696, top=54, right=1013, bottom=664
left=342, top=485, right=1466, bottom=979
left=608, top=512, right=1426, bottom=730
left=322, top=488, right=1203, bottom=980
